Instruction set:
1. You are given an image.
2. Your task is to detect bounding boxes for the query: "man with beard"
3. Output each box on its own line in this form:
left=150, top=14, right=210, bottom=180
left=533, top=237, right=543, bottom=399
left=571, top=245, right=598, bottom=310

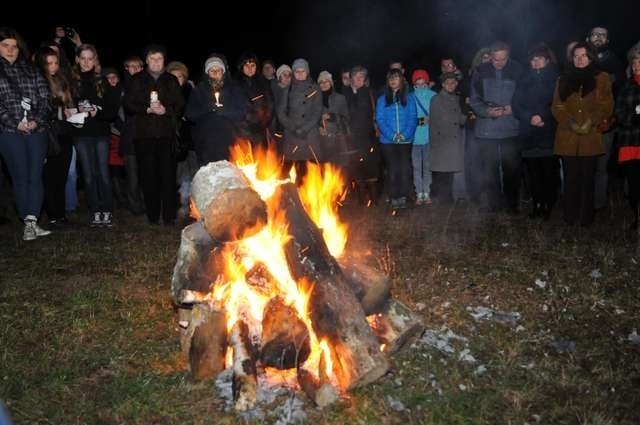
left=586, top=26, right=625, bottom=210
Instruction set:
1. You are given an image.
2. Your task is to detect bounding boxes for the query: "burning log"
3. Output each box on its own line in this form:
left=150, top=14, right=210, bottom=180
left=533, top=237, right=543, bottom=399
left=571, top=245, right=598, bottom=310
left=260, top=297, right=310, bottom=369
left=171, top=221, right=225, bottom=305
left=338, top=256, right=392, bottom=315
left=191, top=160, right=268, bottom=241
left=368, top=299, right=425, bottom=354
left=182, top=302, right=227, bottom=381
left=297, top=366, right=339, bottom=408
left=276, top=183, right=389, bottom=390
left=230, top=320, right=258, bottom=411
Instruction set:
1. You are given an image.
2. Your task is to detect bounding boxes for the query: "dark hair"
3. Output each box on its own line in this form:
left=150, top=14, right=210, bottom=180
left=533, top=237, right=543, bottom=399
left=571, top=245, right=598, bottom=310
left=490, top=41, right=511, bottom=54
left=0, top=27, right=30, bottom=62
left=570, top=42, right=597, bottom=65
left=237, top=51, right=259, bottom=72
left=34, top=47, right=74, bottom=106
left=388, top=59, right=404, bottom=69
left=143, top=44, right=167, bottom=60
left=123, top=55, right=143, bottom=66
left=262, top=59, right=275, bottom=69
left=384, top=68, right=408, bottom=106
left=527, top=42, right=557, bottom=64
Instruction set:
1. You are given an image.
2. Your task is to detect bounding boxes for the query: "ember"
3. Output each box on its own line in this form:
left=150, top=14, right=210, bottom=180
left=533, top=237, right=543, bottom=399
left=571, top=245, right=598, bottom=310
left=171, top=141, right=423, bottom=410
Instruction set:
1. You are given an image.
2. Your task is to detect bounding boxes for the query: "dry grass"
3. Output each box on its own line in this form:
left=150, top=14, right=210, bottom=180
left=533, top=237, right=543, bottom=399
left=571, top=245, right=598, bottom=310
left=1, top=200, right=639, bottom=424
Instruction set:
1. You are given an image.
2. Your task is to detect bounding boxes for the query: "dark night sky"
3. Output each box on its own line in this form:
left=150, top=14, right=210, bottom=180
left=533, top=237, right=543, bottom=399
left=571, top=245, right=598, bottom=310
left=11, top=0, right=639, bottom=85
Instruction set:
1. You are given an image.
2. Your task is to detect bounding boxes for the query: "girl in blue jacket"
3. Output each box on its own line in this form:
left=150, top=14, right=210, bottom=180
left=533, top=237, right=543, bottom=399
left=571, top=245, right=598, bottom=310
left=375, top=68, right=417, bottom=210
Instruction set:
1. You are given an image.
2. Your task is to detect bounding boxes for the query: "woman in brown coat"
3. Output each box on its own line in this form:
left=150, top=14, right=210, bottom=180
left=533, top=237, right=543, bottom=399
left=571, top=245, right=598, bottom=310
left=552, top=42, right=613, bottom=226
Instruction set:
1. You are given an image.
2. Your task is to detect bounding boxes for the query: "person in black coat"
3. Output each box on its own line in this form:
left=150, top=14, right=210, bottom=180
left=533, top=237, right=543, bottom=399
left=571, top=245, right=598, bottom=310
left=512, top=43, right=559, bottom=219
left=235, top=52, right=273, bottom=151
left=185, top=54, right=246, bottom=166
left=123, top=44, right=184, bottom=225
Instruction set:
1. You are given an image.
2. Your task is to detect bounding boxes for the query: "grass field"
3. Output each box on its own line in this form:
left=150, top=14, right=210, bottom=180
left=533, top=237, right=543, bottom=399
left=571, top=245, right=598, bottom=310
left=1, top=200, right=639, bottom=424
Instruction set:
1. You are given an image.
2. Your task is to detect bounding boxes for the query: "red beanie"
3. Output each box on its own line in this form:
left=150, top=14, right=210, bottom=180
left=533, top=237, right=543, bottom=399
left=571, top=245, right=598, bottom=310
left=411, top=69, right=430, bottom=84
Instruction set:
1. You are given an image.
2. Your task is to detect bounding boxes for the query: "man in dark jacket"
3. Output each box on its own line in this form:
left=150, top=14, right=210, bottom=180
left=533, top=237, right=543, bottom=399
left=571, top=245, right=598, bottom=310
left=470, top=41, right=524, bottom=213
left=123, top=44, right=184, bottom=225
left=586, top=26, right=626, bottom=210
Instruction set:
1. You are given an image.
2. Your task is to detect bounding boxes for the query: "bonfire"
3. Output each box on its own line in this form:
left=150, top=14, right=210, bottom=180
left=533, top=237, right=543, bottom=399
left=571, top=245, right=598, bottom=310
left=171, top=141, right=423, bottom=410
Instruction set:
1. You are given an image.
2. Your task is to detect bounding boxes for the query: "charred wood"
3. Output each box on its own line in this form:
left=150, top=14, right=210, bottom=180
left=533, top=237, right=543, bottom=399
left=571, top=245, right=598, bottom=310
left=260, top=297, right=310, bottom=369
left=275, top=183, right=389, bottom=390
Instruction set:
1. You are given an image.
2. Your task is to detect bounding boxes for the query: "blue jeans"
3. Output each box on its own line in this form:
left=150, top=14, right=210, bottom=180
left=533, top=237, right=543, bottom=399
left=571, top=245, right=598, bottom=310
left=0, top=132, right=47, bottom=219
left=75, top=136, right=113, bottom=213
left=65, top=146, right=78, bottom=211
left=412, top=144, right=431, bottom=196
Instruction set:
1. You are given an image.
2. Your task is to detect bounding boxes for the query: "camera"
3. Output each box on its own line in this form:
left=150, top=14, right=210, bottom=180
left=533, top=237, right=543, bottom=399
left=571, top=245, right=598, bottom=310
left=65, top=27, right=75, bottom=38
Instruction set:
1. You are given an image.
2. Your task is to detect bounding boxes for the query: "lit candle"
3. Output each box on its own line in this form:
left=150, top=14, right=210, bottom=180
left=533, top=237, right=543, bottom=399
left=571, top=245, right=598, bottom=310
left=150, top=91, right=159, bottom=104
left=214, top=91, right=222, bottom=107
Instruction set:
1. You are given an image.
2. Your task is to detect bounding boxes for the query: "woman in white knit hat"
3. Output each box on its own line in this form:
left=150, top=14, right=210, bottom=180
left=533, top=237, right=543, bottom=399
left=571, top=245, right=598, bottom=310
left=317, top=70, right=350, bottom=170
left=185, top=53, right=246, bottom=166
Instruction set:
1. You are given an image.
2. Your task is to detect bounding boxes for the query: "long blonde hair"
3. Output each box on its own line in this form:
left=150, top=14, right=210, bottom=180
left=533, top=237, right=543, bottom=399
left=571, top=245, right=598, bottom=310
left=72, top=43, right=104, bottom=98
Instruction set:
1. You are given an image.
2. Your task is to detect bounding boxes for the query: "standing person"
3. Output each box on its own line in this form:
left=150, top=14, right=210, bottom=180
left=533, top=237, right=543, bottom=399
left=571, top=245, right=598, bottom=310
left=513, top=43, right=560, bottom=220
left=339, top=67, right=351, bottom=95
left=35, top=48, right=75, bottom=226
left=586, top=26, right=626, bottom=211
left=236, top=52, right=273, bottom=151
left=375, top=68, right=417, bottom=211
left=429, top=73, right=467, bottom=204
left=0, top=28, right=52, bottom=240
left=317, top=71, right=350, bottom=169
left=166, top=60, right=197, bottom=219
left=410, top=69, right=436, bottom=205
left=470, top=41, right=524, bottom=213
left=120, top=55, right=145, bottom=215
left=552, top=42, right=614, bottom=226
left=344, top=65, right=380, bottom=205
left=465, top=47, right=492, bottom=204
left=614, top=44, right=640, bottom=231
left=123, top=44, right=184, bottom=226
left=71, top=44, right=120, bottom=227
left=185, top=54, right=246, bottom=166
left=277, top=58, right=323, bottom=179
left=271, top=64, right=292, bottom=148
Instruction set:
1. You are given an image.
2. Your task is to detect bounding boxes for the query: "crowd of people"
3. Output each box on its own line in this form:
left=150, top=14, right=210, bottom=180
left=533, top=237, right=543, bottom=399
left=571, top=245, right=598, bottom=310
left=1, top=25, right=639, bottom=242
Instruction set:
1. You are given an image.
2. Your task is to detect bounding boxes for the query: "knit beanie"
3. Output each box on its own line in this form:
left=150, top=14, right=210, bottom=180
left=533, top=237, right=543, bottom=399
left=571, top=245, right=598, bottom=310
left=317, top=70, right=333, bottom=86
left=276, top=64, right=292, bottom=80
left=292, top=58, right=310, bottom=74
left=411, top=69, right=430, bottom=84
left=204, top=56, right=226, bottom=74
left=439, top=71, right=460, bottom=83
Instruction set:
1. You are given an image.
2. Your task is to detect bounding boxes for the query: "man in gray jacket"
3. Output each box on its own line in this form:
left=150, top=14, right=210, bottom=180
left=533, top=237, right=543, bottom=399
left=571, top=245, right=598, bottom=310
left=470, top=41, right=524, bottom=213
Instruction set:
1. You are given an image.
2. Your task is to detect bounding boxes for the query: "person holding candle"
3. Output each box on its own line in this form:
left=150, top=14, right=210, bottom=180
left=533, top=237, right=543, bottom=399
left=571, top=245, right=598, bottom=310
left=70, top=43, right=121, bottom=227
left=185, top=53, right=246, bottom=166
left=123, top=44, right=184, bottom=226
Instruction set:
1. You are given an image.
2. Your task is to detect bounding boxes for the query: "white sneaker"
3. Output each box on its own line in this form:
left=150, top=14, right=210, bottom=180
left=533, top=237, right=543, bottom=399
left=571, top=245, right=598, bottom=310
left=90, top=212, right=102, bottom=227
left=102, top=212, right=113, bottom=227
left=32, top=222, right=52, bottom=237
left=22, top=216, right=51, bottom=240
left=23, top=222, right=36, bottom=241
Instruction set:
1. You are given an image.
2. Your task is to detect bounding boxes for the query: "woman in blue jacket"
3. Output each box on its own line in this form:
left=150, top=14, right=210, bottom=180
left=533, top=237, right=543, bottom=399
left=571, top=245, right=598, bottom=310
left=375, top=68, right=417, bottom=210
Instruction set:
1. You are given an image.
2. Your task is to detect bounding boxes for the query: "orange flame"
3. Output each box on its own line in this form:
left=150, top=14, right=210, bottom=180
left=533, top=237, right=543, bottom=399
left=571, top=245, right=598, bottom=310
left=205, top=141, right=350, bottom=387
left=298, top=162, right=348, bottom=258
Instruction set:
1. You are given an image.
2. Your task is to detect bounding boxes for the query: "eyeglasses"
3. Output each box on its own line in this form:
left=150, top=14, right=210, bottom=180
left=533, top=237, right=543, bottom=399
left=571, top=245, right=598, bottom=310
left=591, top=32, right=607, bottom=38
